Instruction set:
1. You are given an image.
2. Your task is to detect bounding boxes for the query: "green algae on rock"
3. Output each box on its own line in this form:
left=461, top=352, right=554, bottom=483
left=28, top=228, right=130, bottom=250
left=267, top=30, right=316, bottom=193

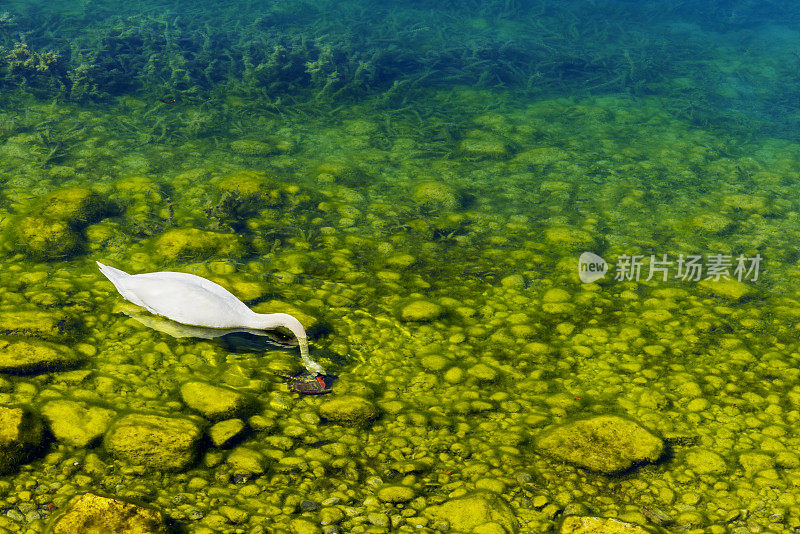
left=543, top=226, right=598, bottom=252
left=230, top=139, right=279, bottom=156
left=424, top=491, right=519, bottom=533
left=252, top=300, right=318, bottom=330
left=36, top=187, right=109, bottom=228
left=560, top=516, right=651, bottom=534
left=104, top=413, right=203, bottom=471
left=318, top=395, right=378, bottom=426
left=467, top=362, right=499, bottom=382
left=208, top=418, right=246, bottom=448
left=536, top=415, right=664, bottom=474
left=0, top=311, right=82, bottom=342
left=687, top=212, right=734, bottom=235
left=41, top=399, right=116, bottom=447
left=0, top=405, right=43, bottom=475
left=180, top=380, right=254, bottom=421
left=48, top=493, right=168, bottom=534
left=684, top=448, right=728, bottom=475
left=697, top=278, right=754, bottom=301
left=399, top=299, right=444, bottom=322
left=154, top=227, right=246, bottom=261
left=288, top=517, right=321, bottom=534
left=11, top=216, right=83, bottom=260
left=459, top=136, right=513, bottom=160
left=376, top=485, right=417, bottom=503
left=412, top=181, right=462, bottom=213
left=226, top=446, right=268, bottom=475
left=0, top=339, right=81, bottom=375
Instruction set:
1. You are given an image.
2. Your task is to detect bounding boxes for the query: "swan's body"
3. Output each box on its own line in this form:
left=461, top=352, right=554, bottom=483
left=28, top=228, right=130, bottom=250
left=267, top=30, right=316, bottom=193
left=97, top=261, right=325, bottom=375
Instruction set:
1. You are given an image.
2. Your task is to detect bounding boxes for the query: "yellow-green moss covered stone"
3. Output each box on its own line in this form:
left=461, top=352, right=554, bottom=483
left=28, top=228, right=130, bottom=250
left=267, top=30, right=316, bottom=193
left=400, top=300, right=444, bottom=322
left=459, top=137, right=512, bottom=159
left=104, top=413, right=203, bottom=471
left=208, top=419, right=246, bottom=448
left=412, top=181, right=461, bottom=213
left=0, top=339, right=80, bottom=374
left=41, top=399, right=115, bottom=447
left=560, top=516, right=650, bottom=534
left=543, top=226, right=597, bottom=252
left=319, top=396, right=378, bottom=425
left=230, top=139, right=277, bottom=156
left=688, top=213, right=733, bottom=234
left=226, top=447, right=267, bottom=475
left=154, top=228, right=245, bottom=261
left=0, top=405, right=43, bottom=474
left=424, top=491, right=518, bottom=533
left=376, top=485, right=416, bottom=503
left=12, top=216, right=82, bottom=260
left=536, top=415, right=664, bottom=474
left=289, top=518, right=321, bottom=534
left=49, top=493, right=167, bottom=534
left=180, top=381, right=253, bottom=421
left=684, top=448, right=728, bottom=475
left=38, top=187, right=107, bottom=227
left=0, top=311, right=82, bottom=342
left=697, top=278, right=753, bottom=301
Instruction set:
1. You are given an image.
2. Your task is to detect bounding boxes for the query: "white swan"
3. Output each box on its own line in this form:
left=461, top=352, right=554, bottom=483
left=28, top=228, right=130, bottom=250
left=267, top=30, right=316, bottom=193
left=96, top=261, right=325, bottom=375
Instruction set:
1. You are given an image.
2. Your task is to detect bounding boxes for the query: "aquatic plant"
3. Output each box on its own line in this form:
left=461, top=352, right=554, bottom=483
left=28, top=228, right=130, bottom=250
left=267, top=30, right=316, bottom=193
left=2, top=43, right=67, bottom=96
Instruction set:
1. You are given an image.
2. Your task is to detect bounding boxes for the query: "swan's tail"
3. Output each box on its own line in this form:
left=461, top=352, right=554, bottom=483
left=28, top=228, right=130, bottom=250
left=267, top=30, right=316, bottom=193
left=97, top=261, right=148, bottom=309
left=97, top=261, right=130, bottom=283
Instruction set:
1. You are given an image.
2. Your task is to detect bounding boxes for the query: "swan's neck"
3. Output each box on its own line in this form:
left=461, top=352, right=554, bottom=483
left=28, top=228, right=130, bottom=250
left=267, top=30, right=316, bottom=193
left=253, top=313, right=326, bottom=375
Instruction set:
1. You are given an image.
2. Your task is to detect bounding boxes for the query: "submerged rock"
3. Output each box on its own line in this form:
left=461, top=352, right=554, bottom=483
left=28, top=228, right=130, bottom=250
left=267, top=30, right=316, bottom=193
left=543, top=226, right=598, bottom=252
left=0, top=339, right=81, bottom=375
left=104, top=413, right=203, bottom=471
left=49, top=493, right=168, bottom=534
left=376, top=485, right=417, bottom=503
left=0, top=310, right=82, bottom=342
left=41, top=399, right=116, bottom=447
left=318, top=396, right=378, bottom=426
left=687, top=213, right=734, bottom=235
left=424, top=491, right=518, bottom=533
left=230, top=139, right=278, bottom=156
left=684, top=448, right=728, bottom=475
left=560, top=516, right=650, bottom=533
left=226, top=446, right=268, bottom=475
left=154, top=227, right=245, bottom=261
left=459, top=136, right=512, bottom=159
left=412, top=181, right=462, bottom=213
left=208, top=419, right=246, bottom=448
left=12, top=216, right=82, bottom=260
left=180, top=380, right=253, bottom=421
left=38, top=187, right=108, bottom=227
left=399, top=299, right=444, bottom=322
left=536, top=415, right=664, bottom=474
left=0, top=405, right=43, bottom=474
left=697, top=278, right=754, bottom=301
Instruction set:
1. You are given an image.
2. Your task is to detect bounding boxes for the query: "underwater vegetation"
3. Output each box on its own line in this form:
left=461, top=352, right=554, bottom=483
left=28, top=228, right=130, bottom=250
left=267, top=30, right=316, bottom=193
left=0, top=0, right=796, bottom=143
left=0, top=1, right=751, bottom=114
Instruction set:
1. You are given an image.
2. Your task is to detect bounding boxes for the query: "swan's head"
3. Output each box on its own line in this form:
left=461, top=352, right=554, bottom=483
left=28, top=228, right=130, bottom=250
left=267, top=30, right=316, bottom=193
left=259, top=312, right=307, bottom=341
